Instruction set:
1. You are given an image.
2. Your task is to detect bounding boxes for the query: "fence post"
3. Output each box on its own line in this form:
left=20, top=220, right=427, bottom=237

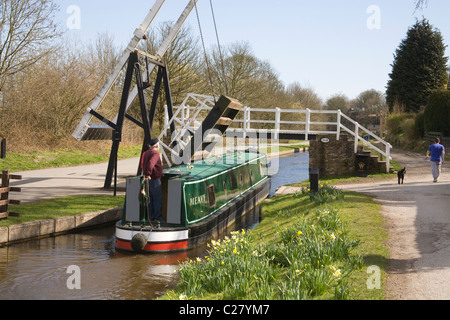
left=336, top=110, right=341, bottom=141
left=0, top=169, right=21, bottom=219
left=0, top=170, right=9, bottom=219
left=243, top=106, right=248, bottom=138
left=275, top=108, right=281, bottom=140
left=386, top=144, right=391, bottom=173
left=1, top=138, right=5, bottom=159
left=354, top=123, right=359, bottom=154
left=305, top=108, right=310, bottom=140
left=246, top=107, right=251, bottom=131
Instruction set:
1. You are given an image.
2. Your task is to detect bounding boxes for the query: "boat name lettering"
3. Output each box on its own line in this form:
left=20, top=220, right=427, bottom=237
left=190, top=194, right=207, bottom=206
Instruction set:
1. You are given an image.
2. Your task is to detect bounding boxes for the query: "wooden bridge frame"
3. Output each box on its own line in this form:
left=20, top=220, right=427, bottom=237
left=71, top=0, right=199, bottom=190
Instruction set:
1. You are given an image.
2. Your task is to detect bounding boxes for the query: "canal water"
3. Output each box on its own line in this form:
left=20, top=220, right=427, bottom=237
left=0, top=152, right=309, bottom=300
left=269, top=151, right=309, bottom=196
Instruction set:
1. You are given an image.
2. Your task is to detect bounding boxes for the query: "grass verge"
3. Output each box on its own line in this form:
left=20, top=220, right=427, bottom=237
left=0, top=195, right=125, bottom=227
left=0, top=145, right=141, bottom=173
left=161, top=187, right=388, bottom=300
left=259, top=143, right=309, bottom=155
left=1, top=184, right=388, bottom=300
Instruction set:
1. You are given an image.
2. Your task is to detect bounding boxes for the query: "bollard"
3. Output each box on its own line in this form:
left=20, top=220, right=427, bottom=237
left=1, top=139, right=5, bottom=159
left=309, top=168, right=319, bottom=193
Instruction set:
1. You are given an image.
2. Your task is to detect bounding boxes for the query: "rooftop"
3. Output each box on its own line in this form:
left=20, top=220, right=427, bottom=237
left=163, top=151, right=263, bottom=181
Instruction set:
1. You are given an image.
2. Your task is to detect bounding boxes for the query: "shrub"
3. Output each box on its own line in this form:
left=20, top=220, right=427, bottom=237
left=385, top=112, right=426, bottom=150
left=301, top=182, right=344, bottom=205
left=415, top=111, right=425, bottom=138
left=400, top=118, right=421, bottom=141
left=424, top=90, right=450, bottom=137
left=386, top=113, right=414, bottom=135
left=171, top=207, right=363, bottom=300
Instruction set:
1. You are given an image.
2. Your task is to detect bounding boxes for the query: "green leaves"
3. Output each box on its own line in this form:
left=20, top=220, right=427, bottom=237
left=423, top=90, right=450, bottom=136
left=171, top=207, right=362, bottom=300
left=386, top=18, right=448, bottom=112
left=301, top=182, right=344, bottom=205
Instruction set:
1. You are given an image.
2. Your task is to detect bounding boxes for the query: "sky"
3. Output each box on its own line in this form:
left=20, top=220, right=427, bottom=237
left=55, top=0, right=450, bottom=102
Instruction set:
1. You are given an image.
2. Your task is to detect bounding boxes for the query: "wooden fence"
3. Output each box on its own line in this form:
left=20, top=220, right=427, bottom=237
left=0, top=169, right=22, bottom=220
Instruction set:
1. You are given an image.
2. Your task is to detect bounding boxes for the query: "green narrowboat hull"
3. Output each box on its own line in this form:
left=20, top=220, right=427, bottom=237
left=115, top=151, right=270, bottom=253
left=163, top=151, right=269, bottom=226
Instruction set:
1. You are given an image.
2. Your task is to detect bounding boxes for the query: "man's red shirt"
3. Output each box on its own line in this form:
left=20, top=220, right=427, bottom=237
left=142, top=148, right=163, bottom=180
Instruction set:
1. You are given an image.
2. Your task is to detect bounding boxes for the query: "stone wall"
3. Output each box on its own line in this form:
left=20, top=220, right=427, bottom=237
left=309, top=134, right=355, bottom=178
left=0, top=207, right=122, bottom=246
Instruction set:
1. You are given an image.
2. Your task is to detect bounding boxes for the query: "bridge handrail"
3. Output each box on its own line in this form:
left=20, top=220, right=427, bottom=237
left=162, top=95, right=392, bottom=172
left=339, top=111, right=392, bottom=171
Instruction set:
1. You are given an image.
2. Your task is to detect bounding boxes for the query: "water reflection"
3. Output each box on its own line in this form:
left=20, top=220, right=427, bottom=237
left=0, top=227, right=207, bottom=300
left=269, top=151, right=309, bottom=196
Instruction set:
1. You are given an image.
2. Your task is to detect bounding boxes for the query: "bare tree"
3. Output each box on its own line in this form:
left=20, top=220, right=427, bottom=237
left=89, top=32, right=120, bottom=81
left=0, top=0, right=62, bottom=91
left=415, top=0, right=429, bottom=10
left=353, top=89, right=385, bottom=113
left=143, top=22, right=204, bottom=129
left=325, top=94, right=350, bottom=112
left=208, top=41, right=285, bottom=108
left=209, top=41, right=260, bottom=102
left=286, top=82, right=322, bottom=110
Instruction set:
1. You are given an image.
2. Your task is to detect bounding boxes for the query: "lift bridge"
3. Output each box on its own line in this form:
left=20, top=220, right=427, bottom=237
left=71, top=0, right=392, bottom=190
left=157, top=93, right=392, bottom=171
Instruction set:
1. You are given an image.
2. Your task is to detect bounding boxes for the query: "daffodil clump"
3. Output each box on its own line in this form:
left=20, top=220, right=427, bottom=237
left=301, top=182, right=344, bottom=205
left=267, top=207, right=362, bottom=299
left=173, top=229, right=278, bottom=299
left=167, top=207, right=362, bottom=300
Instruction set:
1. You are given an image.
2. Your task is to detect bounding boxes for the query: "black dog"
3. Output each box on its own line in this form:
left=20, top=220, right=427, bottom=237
left=397, top=167, right=406, bottom=184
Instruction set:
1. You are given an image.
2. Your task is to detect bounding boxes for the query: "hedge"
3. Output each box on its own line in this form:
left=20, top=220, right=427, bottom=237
left=424, top=90, right=450, bottom=137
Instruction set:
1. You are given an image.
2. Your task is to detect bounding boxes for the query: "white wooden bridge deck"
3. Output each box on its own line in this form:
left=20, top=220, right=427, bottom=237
left=158, top=94, right=392, bottom=172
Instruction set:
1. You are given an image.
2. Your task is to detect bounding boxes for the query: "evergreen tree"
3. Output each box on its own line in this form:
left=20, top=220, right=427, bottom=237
left=386, top=18, right=448, bottom=113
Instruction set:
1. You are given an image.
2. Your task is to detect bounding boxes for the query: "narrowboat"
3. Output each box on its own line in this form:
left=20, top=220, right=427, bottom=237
left=115, top=150, right=271, bottom=253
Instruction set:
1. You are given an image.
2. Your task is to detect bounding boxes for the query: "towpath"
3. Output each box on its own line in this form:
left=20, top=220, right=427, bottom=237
left=8, top=157, right=140, bottom=204
left=338, top=149, right=450, bottom=300
left=277, top=148, right=450, bottom=300
left=7, top=142, right=303, bottom=204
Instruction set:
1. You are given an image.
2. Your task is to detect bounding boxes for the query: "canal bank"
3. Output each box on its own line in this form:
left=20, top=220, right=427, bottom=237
left=0, top=147, right=308, bottom=247
left=0, top=207, right=122, bottom=247
left=0, top=149, right=385, bottom=300
left=161, top=187, right=388, bottom=300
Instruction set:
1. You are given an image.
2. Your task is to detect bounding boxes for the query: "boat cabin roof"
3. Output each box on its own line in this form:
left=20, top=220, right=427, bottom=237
left=163, top=151, right=263, bottom=182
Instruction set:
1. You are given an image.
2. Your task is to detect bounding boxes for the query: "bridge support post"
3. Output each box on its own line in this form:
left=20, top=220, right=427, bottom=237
left=1, top=139, right=5, bottom=159
left=309, top=133, right=356, bottom=178
left=309, top=168, right=319, bottom=192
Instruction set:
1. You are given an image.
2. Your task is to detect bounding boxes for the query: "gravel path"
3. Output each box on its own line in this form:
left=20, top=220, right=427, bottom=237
left=9, top=157, right=140, bottom=203
left=338, top=149, right=450, bottom=299
left=274, top=148, right=450, bottom=299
